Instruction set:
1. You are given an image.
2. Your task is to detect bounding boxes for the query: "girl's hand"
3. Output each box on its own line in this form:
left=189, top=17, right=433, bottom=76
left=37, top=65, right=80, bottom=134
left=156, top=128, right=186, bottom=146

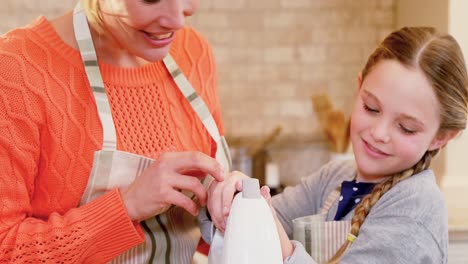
left=260, top=185, right=295, bottom=259
left=207, top=170, right=249, bottom=232
left=120, top=151, right=224, bottom=222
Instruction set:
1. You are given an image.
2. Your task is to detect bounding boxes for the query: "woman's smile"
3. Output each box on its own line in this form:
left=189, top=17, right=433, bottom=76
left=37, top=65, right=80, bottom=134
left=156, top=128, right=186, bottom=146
left=141, top=31, right=175, bottom=47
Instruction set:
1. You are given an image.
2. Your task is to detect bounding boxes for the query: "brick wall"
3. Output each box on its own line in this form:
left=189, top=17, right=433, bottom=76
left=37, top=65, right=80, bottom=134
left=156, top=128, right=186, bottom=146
left=1, top=0, right=396, bottom=184
left=0, top=1, right=75, bottom=33
left=192, top=0, right=395, bottom=140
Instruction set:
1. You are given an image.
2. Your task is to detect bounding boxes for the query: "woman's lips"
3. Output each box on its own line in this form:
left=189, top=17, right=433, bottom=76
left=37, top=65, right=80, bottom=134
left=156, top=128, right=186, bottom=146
left=142, top=31, right=174, bottom=47
left=362, top=139, right=390, bottom=158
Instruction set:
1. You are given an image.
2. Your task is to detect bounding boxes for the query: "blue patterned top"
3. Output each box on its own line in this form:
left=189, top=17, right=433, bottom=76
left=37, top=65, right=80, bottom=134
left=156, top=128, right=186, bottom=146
left=334, top=180, right=375, bottom=220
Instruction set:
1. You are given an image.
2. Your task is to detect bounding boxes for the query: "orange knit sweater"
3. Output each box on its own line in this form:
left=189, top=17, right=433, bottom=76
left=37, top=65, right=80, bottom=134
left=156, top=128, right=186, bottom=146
left=0, top=17, right=223, bottom=263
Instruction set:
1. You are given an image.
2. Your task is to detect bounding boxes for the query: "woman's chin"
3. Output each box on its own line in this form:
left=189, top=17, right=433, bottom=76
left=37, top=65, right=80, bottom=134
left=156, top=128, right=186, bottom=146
left=143, top=47, right=171, bottom=62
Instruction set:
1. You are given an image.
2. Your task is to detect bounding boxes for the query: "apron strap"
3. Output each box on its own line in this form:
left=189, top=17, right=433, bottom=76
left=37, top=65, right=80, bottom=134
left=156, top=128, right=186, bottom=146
left=163, top=56, right=232, bottom=171
left=73, top=3, right=117, bottom=150
left=319, top=187, right=341, bottom=215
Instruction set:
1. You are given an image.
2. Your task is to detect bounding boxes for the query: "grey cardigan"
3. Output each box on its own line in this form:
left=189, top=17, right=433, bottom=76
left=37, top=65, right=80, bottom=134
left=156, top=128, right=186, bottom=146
left=273, top=160, right=448, bottom=264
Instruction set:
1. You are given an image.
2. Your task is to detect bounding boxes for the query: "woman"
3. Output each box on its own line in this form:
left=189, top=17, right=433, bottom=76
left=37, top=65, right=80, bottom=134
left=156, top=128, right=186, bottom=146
left=0, top=0, right=229, bottom=263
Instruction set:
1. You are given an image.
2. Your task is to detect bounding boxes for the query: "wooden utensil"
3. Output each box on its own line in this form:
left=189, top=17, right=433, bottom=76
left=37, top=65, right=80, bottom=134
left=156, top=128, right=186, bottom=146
left=311, top=94, right=333, bottom=129
left=325, top=111, right=349, bottom=153
left=248, top=125, right=283, bottom=157
left=311, top=94, right=350, bottom=153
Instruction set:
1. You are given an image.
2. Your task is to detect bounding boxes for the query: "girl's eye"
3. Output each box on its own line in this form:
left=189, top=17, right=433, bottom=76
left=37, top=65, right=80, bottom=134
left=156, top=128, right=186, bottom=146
left=363, top=103, right=379, bottom=113
left=143, top=0, right=161, bottom=3
left=399, top=125, right=416, bottom=135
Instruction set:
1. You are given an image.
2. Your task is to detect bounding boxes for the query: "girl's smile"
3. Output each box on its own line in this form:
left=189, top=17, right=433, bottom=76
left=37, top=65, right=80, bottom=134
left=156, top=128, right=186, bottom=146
left=361, top=138, right=391, bottom=158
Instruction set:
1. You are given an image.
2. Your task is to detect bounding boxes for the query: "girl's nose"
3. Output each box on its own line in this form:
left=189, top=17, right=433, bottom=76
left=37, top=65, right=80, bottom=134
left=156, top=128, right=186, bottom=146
left=370, top=120, right=390, bottom=143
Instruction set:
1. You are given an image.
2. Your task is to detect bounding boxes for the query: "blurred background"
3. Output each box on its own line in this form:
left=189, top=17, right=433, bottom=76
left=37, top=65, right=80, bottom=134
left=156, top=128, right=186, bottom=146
left=1, top=0, right=467, bottom=262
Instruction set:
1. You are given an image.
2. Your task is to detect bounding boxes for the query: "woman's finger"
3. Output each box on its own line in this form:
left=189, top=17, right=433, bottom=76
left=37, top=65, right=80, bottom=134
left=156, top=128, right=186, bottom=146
left=161, top=151, right=225, bottom=182
left=166, top=190, right=199, bottom=216
left=171, top=175, right=207, bottom=206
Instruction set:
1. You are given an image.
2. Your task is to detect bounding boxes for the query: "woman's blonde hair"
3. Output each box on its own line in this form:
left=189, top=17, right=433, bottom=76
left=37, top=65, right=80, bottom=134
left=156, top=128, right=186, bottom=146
left=82, top=0, right=105, bottom=33
left=328, top=27, right=468, bottom=263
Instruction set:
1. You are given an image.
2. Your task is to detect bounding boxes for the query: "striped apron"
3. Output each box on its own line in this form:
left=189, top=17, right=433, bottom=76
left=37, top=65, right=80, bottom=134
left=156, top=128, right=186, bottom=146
left=292, top=189, right=350, bottom=264
left=73, top=4, right=232, bottom=264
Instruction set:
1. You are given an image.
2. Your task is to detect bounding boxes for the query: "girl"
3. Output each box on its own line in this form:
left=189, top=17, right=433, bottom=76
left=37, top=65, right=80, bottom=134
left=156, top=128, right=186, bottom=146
left=206, top=27, right=468, bottom=263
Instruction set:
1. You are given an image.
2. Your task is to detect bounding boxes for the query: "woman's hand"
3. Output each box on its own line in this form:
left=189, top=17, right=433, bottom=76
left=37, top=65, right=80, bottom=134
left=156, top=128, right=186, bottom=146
left=260, top=185, right=294, bottom=259
left=207, top=170, right=249, bottom=232
left=120, top=151, right=224, bottom=222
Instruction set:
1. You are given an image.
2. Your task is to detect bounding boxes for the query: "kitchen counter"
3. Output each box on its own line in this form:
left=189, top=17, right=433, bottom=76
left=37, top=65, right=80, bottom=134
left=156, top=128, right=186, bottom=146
left=445, top=187, right=468, bottom=264
left=448, top=207, right=468, bottom=241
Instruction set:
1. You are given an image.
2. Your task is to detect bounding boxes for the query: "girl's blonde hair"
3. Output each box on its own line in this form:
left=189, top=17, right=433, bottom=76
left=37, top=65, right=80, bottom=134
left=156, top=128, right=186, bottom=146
left=328, top=27, right=468, bottom=263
